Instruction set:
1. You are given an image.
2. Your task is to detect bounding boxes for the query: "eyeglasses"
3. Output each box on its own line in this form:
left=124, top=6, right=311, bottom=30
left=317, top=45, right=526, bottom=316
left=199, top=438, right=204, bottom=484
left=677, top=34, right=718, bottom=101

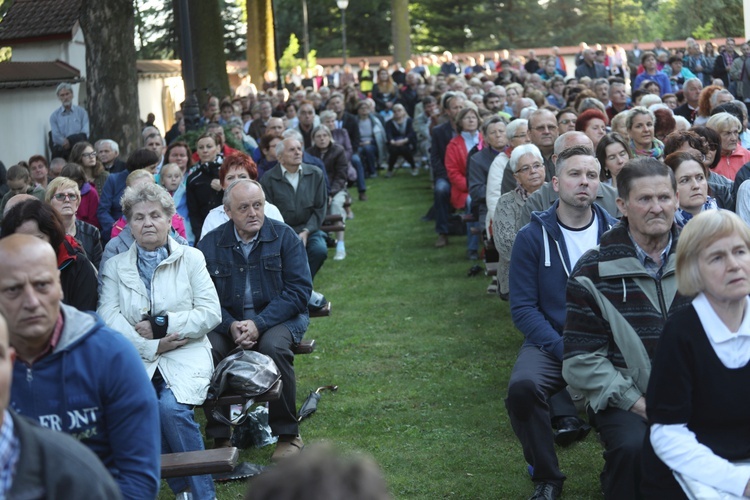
left=559, top=119, right=577, bottom=126
left=515, top=163, right=544, bottom=174
left=54, top=193, right=79, bottom=201
left=81, top=152, right=97, bottom=159
left=512, top=134, right=528, bottom=139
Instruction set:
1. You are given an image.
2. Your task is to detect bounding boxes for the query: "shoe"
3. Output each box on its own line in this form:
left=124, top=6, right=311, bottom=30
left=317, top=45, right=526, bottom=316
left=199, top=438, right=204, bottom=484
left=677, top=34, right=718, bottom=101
left=359, top=192, right=368, bottom=201
left=411, top=168, right=419, bottom=176
left=434, top=234, right=448, bottom=248
left=468, top=250, right=479, bottom=260
left=369, top=173, right=378, bottom=178
left=271, top=435, right=304, bottom=462
left=553, top=416, right=591, bottom=447
left=529, top=481, right=561, bottom=500
left=175, top=492, right=193, bottom=500
left=334, top=249, right=346, bottom=261
left=213, top=438, right=233, bottom=449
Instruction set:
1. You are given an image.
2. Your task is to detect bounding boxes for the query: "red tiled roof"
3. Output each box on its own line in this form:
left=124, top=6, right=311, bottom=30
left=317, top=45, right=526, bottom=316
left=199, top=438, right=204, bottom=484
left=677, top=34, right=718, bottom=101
left=0, top=0, right=81, bottom=43
left=0, top=60, right=80, bottom=88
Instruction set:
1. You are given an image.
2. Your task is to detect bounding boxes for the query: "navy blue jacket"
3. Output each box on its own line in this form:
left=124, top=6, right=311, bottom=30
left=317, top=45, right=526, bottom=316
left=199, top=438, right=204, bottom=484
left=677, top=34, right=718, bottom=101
left=96, top=170, right=129, bottom=242
left=197, top=217, right=312, bottom=343
left=509, top=200, right=617, bottom=360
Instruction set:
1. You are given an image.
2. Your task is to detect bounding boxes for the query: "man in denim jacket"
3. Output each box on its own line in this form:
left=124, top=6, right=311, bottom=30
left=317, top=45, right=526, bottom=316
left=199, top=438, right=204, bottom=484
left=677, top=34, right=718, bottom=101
left=198, top=179, right=312, bottom=461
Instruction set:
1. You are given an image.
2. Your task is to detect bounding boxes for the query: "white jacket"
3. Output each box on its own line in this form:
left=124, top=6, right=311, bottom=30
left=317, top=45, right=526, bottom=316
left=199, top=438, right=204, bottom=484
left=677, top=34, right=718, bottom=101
left=98, top=237, right=221, bottom=405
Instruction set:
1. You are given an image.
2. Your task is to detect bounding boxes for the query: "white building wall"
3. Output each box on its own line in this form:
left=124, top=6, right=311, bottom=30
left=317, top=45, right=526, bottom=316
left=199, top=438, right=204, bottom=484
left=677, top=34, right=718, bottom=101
left=0, top=87, right=58, bottom=165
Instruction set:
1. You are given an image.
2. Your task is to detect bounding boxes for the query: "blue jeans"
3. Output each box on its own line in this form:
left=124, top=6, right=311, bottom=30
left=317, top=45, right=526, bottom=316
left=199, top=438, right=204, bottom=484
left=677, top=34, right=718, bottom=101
left=466, top=196, right=479, bottom=252
left=359, top=143, right=378, bottom=176
left=434, top=178, right=452, bottom=235
left=306, top=230, right=328, bottom=280
left=153, top=377, right=215, bottom=499
left=352, top=153, right=367, bottom=193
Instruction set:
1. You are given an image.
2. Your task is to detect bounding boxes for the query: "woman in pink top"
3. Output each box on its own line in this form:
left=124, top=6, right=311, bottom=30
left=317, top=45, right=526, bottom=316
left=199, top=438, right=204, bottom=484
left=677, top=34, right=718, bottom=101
left=706, top=112, right=750, bottom=180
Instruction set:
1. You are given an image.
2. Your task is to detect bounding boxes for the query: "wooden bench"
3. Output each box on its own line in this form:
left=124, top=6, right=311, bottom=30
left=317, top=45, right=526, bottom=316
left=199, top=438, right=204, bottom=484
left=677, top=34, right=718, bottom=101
left=309, top=301, right=331, bottom=318
left=321, top=214, right=345, bottom=233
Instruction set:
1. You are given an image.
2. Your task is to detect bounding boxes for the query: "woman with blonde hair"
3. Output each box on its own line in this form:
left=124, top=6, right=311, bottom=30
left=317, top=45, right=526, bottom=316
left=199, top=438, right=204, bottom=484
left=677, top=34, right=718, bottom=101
left=46, top=176, right=102, bottom=268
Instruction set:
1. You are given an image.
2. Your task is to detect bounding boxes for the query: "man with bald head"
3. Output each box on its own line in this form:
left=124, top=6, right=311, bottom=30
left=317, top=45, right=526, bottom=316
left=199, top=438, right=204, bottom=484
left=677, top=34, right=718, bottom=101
left=2, top=234, right=160, bottom=499
left=518, top=132, right=620, bottom=227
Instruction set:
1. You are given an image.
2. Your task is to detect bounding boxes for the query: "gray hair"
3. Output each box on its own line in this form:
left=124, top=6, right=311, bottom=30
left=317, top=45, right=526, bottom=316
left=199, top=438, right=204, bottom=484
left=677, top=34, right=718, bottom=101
left=312, top=124, right=332, bottom=141
left=683, top=77, right=703, bottom=91
left=275, top=136, right=302, bottom=158
left=121, top=182, right=175, bottom=221
left=710, top=89, right=733, bottom=108
left=319, top=110, right=337, bottom=122
left=281, top=129, right=304, bottom=143
left=505, top=119, right=528, bottom=141
left=223, top=179, right=265, bottom=208
left=96, top=139, right=119, bottom=154
left=56, top=82, right=73, bottom=95
left=510, top=144, right=543, bottom=172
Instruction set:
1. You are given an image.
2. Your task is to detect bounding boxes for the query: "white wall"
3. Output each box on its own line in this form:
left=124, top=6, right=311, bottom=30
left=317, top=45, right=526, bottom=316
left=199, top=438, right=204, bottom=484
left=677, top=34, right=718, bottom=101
left=0, top=87, right=57, bottom=166
left=137, top=76, right=185, bottom=136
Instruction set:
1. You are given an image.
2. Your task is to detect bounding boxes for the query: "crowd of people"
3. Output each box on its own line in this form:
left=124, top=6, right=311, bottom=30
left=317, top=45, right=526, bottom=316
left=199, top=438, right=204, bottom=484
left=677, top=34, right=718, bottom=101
left=3, top=34, right=750, bottom=499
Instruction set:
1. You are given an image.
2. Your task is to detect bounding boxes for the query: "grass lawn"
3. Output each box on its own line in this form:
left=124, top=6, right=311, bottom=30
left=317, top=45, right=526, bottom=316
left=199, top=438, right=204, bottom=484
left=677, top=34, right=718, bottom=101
left=163, top=168, right=604, bottom=499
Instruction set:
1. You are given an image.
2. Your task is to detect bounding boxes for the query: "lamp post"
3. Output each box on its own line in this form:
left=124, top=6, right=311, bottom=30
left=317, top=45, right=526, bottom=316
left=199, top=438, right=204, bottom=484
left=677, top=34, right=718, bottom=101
left=336, top=0, right=349, bottom=66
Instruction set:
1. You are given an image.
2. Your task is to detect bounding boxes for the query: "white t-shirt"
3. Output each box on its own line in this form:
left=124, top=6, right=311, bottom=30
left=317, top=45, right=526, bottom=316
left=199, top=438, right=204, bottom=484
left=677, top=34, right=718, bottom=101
left=559, top=212, right=598, bottom=269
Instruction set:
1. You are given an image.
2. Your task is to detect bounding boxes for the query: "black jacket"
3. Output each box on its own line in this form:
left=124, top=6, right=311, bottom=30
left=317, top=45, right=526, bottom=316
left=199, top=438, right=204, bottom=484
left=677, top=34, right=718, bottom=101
left=186, top=157, right=224, bottom=238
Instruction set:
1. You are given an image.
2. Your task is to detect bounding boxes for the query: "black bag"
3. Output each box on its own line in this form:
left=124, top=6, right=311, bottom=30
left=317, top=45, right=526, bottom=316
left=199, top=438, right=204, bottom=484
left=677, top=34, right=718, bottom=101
left=447, top=214, right=467, bottom=236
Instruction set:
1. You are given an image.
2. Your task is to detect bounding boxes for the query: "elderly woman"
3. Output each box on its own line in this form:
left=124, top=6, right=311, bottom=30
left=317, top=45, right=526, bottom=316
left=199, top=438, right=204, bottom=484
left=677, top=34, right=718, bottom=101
left=384, top=104, right=418, bottom=177
left=60, top=162, right=100, bottom=229
left=1, top=198, right=98, bottom=311
left=643, top=209, right=750, bottom=499
left=46, top=177, right=102, bottom=268
left=596, top=132, right=632, bottom=187
left=486, top=118, right=531, bottom=229
left=627, top=107, right=664, bottom=159
left=492, top=144, right=545, bottom=299
left=306, top=125, right=349, bottom=260
left=576, top=109, right=608, bottom=149
left=98, top=182, right=221, bottom=500
left=664, top=151, right=718, bottom=227
left=706, top=112, right=750, bottom=180
left=70, top=141, right=109, bottom=197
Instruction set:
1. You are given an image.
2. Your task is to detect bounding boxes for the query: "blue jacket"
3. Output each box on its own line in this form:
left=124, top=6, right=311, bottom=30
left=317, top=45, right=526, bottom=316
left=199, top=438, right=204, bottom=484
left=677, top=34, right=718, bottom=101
left=197, top=217, right=312, bottom=343
left=509, top=200, right=617, bottom=360
left=96, top=170, right=129, bottom=242
left=10, top=304, right=160, bottom=500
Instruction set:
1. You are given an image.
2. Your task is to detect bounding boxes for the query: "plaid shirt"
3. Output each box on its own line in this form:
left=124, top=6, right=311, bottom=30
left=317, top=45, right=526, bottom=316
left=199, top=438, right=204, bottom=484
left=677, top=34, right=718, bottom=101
left=630, top=231, right=672, bottom=279
left=0, top=411, right=20, bottom=497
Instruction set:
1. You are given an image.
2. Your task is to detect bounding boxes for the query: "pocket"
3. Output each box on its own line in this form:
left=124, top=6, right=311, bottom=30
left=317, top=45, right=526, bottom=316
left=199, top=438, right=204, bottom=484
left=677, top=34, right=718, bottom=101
left=206, top=261, right=232, bottom=301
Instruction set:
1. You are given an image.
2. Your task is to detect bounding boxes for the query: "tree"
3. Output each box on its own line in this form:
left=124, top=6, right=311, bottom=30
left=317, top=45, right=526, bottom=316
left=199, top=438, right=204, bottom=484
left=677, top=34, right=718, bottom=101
left=134, top=0, right=177, bottom=59
left=80, top=0, right=140, bottom=157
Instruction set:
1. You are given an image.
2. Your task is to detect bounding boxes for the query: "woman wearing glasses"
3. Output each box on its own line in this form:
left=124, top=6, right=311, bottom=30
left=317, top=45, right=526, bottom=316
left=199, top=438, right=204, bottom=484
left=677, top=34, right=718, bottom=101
left=46, top=177, right=103, bottom=269
left=70, top=141, right=109, bottom=196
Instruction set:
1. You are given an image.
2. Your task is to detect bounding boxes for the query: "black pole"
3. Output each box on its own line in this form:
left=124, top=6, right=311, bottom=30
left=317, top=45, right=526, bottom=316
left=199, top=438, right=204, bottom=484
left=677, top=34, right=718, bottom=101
left=271, top=0, right=283, bottom=90
left=341, top=7, right=347, bottom=66
left=178, top=0, right=200, bottom=131
left=302, top=0, right=310, bottom=67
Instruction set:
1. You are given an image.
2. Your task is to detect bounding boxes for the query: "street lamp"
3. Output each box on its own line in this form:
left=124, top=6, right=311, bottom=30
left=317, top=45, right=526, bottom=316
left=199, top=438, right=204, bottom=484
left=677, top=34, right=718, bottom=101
left=337, top=0, right=349, bottom=66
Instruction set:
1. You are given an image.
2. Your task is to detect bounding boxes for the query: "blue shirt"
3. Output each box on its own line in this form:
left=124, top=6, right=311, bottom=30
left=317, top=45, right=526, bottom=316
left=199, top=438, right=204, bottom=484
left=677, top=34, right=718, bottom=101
left=49, top=105, right=89, bottom=146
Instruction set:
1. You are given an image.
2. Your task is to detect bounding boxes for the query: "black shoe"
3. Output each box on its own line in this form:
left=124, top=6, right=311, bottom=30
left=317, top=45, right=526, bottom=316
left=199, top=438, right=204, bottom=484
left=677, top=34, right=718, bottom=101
left=553, top=416, right=591, bottom=447
left=529, top=482, right=561, bottom=500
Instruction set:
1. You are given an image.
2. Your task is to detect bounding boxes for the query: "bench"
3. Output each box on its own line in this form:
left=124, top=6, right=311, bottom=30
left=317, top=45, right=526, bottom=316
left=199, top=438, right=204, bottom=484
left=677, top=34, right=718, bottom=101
left=321, top=214, right=345, bottom=233
left=309, top=301, right=331, bottom=318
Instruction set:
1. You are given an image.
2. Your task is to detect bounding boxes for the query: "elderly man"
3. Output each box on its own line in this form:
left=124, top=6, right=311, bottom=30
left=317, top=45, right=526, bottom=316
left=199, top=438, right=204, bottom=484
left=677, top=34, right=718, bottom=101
left=259, top=137, right=328, bottom=280
left=575, top=50, right=608, bottom=80
left=3, top=234, right=160, bottom=499
left=96, top=139, right=126, bottom=173
left=49, top=83, right=89, bottom=160
left=563, top=159, right=691, bottom=499
left=606, top=81, right=632, bottom=120
left=248, top=100, right=274, bottom=141
left=673, top=77, right=703, bottom=124
left=198, top=179, right=312, bottom=461
left=501, top=109, right=558, bottom=192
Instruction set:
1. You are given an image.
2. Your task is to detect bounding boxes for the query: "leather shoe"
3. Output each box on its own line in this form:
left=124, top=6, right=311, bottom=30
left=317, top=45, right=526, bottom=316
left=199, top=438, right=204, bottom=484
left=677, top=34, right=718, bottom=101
left=529, top=482, right=561, bottom=500
left=271, top=435, right=304, bottom=462
left=213, top=438, right=233, bottom=449
left=434, top=234, right=448, bottom=248
left=553, top=416, right=591, bottom=447
left=359, top=192, right=368, bottom=201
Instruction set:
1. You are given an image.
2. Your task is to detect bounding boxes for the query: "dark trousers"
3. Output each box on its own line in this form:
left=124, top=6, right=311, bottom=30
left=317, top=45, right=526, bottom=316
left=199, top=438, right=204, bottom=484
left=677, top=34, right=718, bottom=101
left=205, top=324, right=299, bottom=439
left=588, top=406, right=648, bottom=500
left=387, top=145, right=415, bottom=171
left=505, top=345, right=576, bottom=487
left=434, top=178, right=452, bottom=235
left=306, top=230, right=328, bottom=280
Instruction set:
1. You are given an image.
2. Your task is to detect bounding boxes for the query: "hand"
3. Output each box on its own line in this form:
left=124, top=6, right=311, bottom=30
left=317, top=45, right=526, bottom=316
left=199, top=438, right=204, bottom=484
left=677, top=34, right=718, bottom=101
left=299, top=229, right=309, bottom=247
left=156, top=333, right=187, bottom=354
left=63, top=138, right=70, bottom=149
left=210, top=178, right=222, bottom=191
left=629, top=396, right=647, bottom=420
left=230, top=320, right=258, bottom=349
left=134, top=320, right=154, bottom=339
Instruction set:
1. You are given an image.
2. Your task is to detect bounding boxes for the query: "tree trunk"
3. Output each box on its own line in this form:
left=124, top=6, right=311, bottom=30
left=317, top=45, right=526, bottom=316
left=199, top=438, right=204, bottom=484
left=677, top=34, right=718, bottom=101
left=187, top=0, right=230, bottom=104
left=391, top=0, right=411, bottom=66
left=246, top=0, right=275, bottom=88
left=79, top=0, right=140, bottom=158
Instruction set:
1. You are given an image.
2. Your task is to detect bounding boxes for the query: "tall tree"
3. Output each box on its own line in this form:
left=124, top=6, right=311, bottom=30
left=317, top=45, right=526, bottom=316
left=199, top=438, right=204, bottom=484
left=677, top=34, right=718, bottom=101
left=80, top=0, right=140, bottom=156
left=246, top=0, right=275, bottom=87
left=391, top=0, right=411, bottom=65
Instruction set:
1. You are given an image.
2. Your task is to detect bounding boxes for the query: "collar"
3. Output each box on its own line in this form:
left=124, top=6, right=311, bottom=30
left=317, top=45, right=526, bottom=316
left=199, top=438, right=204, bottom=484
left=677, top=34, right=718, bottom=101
left=693, top=293, right=750, bottom=340
left=234, top=225, right=259, bottom=245
left=629, top=230, right=672, bottom=269
left=29, top=313, right=64, bottom=365
left=280, top=163, right=302, bottom=176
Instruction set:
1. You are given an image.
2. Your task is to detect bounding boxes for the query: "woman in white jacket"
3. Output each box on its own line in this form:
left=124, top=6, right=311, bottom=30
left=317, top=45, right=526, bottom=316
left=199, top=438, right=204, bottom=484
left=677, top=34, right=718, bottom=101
left=98, top=182, right=221, bottom=500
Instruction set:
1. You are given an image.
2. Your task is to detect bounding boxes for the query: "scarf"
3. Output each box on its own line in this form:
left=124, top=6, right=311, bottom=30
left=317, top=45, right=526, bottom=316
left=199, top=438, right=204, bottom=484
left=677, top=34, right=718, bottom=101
left=136, top=243, right=169, bottom=302
left=630, top=138, right=664, bottom=159
left=674, top=196, right=718, bottom=228
left=514, top=185, right=530, bottom=201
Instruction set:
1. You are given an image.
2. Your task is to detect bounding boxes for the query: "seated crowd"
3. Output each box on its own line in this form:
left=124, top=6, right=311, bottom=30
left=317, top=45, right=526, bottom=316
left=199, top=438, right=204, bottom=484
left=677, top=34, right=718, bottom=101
left=4, top=35, right=750, bottom=499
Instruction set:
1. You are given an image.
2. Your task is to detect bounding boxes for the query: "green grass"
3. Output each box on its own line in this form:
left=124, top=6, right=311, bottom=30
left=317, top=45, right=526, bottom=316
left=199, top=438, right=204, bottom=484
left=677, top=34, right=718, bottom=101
left=162, top=169, right=603, bottom=499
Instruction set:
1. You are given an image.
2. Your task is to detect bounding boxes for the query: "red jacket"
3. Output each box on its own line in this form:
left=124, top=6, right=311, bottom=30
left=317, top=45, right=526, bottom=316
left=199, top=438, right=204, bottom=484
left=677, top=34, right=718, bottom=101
left=445, top=134, right=484, bottom=210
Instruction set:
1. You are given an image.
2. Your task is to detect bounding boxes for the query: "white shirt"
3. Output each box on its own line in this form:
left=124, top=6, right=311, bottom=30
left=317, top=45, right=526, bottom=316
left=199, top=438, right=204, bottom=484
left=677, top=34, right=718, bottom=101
left=199, top=203, right=285, bottom=241
left=559, top=212, right=598, bottom=269
left=281, top=164, right=302, bottom=192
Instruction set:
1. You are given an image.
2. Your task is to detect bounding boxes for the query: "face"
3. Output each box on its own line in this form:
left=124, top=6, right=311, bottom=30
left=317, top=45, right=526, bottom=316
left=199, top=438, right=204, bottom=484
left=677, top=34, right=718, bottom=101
left=129, top=201, right=170, bottom=251
left=145, top=136, right=163, bottom=155
left=30, top=161, right=48, bottom=182
left=264, top=138, right=281, bottom=161
left=50, top=188, right=80, bottom=217
left=595, top=83, right=609, bottom=102
left=221, top=106, right=234, bottom=123
left=80, top=147, right=97, bottom=168
left=510, top=123, right=531, bottom=147
left=167, top=146, right=189, bottom=173
left=322, top=115, right=336, bottom=131
left=226, top=182, right=265, bottom=240
left=280, top=139, right=303, bottom=168
left=299, top=105, right=315, bottom=127
left=719, top=124, right=741, bottom=154
left=551, top=80, right=565, bottom=95
left=663, top=96, right=677, bottom=109
left=671, top=60, right=683, bottom=73
left=7, top=178, right=29, bottom=196
left=97, top=143, right=116, bottom=165
left=328, top=97, right=344, bottom=115
left=507, top=88, right=518, bottom=102
left=698, top=234, right=750, bottom=305
left=266, top=118, right=284, bottom=135
left=715, top=92, right=733, bottom=108
left=0, top=240, right=62, bottom=358
left=584, top=119, right=607, bottom=147
left=617, top=176, right=677, bottom=243
left=161, top=168, right=183, bottom=192
left=446, top=97, right=466, bottom=121
left=259, top=103, right=272, bottom=120
left=643, top=56, right=656, bottom=71
left=196, top=137, right=219, bottom=163
left=393, top=106, right=406, bottom=121
left=313, top=130, right=332, bottom=149
left=674, top=159, right=707, bottom=213
left=558, top=113, right=577, bottom=134
left=553, top=155, right=600, bottom=209
left=460, top=111, right=479, bottom=132
left=514, top=153, right=545, bottom=192
left=57, top=88, right=73, bottom=107
left=484, top=122, right=507, bottom=150
left=610, top=85, right=627, bottom=106
left=604, top=142, right=629, bottom=180
left=683, top=81, right=702, bottom=105
left=528, top=111, right=559, bottom=149
left=231, top=126, right=244, bottom=144
left=645, top=83, right=660, bottom=95
left=629, top=113, right=655, bottom=147
left=545, top=59, right=556, bottom=73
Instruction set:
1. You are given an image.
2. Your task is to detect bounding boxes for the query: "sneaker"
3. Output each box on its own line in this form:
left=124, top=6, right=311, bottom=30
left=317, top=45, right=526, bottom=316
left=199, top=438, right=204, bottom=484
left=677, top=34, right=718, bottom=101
left=528, top=481, right=561, bottom=500
left=334, top=249, right=346, bottom=261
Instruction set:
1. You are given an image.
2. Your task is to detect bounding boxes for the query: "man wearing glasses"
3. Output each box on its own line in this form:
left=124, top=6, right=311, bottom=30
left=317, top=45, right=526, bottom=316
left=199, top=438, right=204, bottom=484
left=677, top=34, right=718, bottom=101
left=528, top=109, right=560, bottom=183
